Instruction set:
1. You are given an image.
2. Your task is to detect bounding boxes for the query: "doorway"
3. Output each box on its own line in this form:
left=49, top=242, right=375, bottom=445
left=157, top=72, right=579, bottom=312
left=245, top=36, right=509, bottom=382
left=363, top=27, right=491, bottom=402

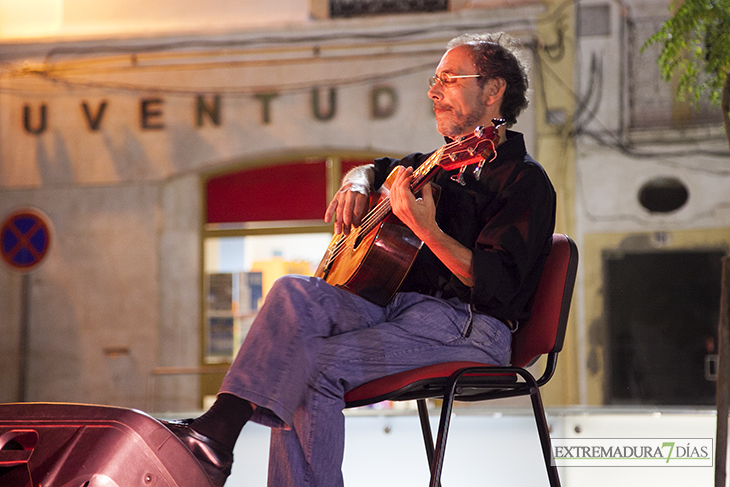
left=606, top=249, right=724, bottom=405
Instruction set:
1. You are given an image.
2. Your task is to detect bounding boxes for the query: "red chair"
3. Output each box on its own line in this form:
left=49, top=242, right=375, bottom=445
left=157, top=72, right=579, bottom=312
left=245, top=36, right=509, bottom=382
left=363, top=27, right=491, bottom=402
left=344, top=234, right=578, bottom=487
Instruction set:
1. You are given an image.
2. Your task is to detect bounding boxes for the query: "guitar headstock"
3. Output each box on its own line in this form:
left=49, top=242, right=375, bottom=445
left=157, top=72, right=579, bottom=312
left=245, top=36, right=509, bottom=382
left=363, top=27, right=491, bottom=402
left=439, top=119, right=504, bottom=172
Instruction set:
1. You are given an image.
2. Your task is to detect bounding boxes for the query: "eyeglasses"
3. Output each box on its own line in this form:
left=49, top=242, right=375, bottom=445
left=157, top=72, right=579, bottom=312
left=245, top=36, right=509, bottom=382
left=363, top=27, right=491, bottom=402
left=428, top=73, right=482, bottom=88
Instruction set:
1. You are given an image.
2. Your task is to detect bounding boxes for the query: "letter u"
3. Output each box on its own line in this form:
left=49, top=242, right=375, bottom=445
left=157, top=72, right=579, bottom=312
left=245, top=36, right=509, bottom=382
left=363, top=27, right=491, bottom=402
left=311, top=87, right=336, bottom=121
left=24, top=104, right=47, bottom=134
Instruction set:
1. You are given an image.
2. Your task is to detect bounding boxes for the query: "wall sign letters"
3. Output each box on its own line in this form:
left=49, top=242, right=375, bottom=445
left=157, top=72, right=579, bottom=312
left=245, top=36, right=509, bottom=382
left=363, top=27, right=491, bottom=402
left=21, top=85, right=400, bottom=135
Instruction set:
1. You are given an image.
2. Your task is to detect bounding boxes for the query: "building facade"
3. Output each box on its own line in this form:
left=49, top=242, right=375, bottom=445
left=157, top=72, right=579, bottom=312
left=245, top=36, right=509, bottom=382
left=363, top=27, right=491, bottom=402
left=574, top=0, right=730, bottom=406
left=1, top=0, right=578, bottom=412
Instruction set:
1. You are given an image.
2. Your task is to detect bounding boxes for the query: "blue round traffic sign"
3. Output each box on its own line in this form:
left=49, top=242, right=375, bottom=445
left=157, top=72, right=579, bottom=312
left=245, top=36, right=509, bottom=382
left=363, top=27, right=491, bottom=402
left=1, top=209, right=52, bottom=272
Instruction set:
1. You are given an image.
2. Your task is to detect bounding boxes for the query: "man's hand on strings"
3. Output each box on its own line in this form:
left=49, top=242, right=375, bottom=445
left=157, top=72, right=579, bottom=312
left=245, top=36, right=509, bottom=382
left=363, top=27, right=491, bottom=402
left=391, top=166, right=475, bottom=286
left=390, top=166, right=439, bottom=240
left=324, top=181, right=370, bottom=236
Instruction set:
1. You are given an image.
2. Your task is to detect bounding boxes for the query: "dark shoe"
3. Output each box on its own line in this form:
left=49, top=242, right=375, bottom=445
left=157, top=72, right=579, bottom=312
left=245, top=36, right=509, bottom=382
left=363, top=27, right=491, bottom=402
left=161, top=419, right=233, bottom=487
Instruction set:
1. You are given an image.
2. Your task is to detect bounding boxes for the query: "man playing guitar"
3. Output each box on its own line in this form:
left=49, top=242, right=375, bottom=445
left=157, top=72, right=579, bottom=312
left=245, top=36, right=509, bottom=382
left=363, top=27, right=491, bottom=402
left=162, top=32, right=556, bottom=487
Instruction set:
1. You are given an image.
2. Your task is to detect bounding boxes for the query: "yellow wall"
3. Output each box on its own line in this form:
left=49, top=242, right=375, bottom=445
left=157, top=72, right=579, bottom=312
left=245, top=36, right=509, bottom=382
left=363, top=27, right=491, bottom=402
left=533, top=0, right=578, bottom=406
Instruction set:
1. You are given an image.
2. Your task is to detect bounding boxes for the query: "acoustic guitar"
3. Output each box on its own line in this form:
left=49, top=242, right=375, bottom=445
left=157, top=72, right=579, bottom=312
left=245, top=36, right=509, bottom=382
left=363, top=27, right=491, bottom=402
left=314, top=119, right=505, bottom=306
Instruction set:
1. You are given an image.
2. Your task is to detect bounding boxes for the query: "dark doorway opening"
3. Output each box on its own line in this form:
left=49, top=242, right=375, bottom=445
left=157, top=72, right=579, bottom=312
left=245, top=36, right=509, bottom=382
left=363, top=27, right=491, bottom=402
left=606, top=249, right=724, bottom=405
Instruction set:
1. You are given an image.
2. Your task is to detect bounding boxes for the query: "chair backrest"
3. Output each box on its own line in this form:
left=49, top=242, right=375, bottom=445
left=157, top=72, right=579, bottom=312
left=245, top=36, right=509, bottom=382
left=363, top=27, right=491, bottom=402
left=511, top=234, right=578, bottom=368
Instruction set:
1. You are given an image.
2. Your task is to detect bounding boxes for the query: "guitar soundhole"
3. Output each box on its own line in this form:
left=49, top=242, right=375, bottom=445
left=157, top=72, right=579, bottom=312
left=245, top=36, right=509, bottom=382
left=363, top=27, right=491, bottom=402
left=353, top=232, right=363, bottom=250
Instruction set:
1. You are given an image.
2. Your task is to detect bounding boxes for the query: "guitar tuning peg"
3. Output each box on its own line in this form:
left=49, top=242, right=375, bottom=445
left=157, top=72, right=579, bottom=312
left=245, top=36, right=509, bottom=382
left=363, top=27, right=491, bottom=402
left=451, top=166, right=467, bottom=186
left=473, top=159, right=486, bottom=180
left=474, top=125, right=485, bottom=138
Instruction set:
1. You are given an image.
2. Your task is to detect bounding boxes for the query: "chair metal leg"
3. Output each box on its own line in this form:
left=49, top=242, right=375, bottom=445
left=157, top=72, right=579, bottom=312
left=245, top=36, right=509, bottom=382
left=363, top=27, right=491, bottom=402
left=417, top=399, right=436, bottom=468
left=428, top=371, right=465, bottom=487
left=416, top=399, right=441, bottom=487
left=521, top=371, right=561, bottom=487
left=433, top=366, right=562, bottom=487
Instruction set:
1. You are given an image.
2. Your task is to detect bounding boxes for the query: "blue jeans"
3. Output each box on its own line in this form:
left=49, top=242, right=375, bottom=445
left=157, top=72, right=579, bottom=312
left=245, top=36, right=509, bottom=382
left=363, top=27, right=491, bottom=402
left=219, top=275, right=511, bottom=487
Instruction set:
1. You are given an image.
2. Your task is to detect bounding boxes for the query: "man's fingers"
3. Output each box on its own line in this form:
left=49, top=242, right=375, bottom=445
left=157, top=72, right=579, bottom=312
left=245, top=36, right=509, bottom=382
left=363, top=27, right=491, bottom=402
left=324, top=196, right=344, bottom=234
left=341, top=191, right=355, bottom=234
left=391, top=166, right=414, bottom=209
left=352, top=194, right=368, bottom=227
left=324, top=197, right=338, bottom=224
left=420, top=182, right=433, bottom=205
left=324, top=190, right=360, bottom=235
left=325, top=182, right=372, bottom=235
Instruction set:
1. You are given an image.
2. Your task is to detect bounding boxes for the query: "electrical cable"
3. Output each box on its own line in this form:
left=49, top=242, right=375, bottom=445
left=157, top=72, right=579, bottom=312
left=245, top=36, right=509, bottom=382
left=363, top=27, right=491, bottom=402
left=39, top=18, right=540, bottom=63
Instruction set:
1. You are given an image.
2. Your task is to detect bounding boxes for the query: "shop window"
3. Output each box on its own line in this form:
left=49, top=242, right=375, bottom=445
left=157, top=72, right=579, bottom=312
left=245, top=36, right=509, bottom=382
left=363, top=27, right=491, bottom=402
left=203, top=158, right=370, bottom=363
left=203, top=233, right=332, bottom=363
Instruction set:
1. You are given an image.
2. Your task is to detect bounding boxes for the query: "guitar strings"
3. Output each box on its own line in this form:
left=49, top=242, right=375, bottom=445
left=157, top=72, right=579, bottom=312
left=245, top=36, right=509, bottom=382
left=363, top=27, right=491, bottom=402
left=353, top=131, right=478, bottom=232
left=326, top=145, right=446, bottom=261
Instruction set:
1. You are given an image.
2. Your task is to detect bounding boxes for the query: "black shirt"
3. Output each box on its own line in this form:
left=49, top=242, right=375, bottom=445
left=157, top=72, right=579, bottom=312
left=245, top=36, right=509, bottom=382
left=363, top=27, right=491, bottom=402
left=371, top=130, right=556, bottom=322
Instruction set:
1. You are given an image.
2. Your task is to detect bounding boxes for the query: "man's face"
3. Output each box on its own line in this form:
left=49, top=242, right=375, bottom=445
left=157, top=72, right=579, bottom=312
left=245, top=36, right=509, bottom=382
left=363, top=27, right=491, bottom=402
left=428, top=45, right=488, bottom=139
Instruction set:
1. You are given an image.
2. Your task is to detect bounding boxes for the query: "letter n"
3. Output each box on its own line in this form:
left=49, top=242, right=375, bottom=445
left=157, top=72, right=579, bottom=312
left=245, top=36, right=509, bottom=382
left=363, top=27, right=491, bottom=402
left=24, top=104, right=47, bottom=134
left=196, top=94, right=221, bottom=127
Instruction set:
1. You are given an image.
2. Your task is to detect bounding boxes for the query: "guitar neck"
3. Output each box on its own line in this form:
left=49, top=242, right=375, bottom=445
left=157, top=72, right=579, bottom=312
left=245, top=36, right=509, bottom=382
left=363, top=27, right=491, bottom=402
left=359, top=147, right=445, bottom=236
left=357, top=120, right=502, bottom=238
left=409, top=146, right=447, bottom=193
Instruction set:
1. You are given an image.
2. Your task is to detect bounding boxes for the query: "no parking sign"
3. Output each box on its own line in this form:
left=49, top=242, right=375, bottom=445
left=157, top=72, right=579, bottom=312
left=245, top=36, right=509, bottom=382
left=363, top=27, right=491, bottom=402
left=1, top=208, right=52, bottom=272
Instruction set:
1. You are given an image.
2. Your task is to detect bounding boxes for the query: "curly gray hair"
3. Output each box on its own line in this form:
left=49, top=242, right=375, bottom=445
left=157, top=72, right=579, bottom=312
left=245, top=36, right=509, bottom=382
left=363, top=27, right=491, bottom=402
left=447, top=33, right=530, bottom=127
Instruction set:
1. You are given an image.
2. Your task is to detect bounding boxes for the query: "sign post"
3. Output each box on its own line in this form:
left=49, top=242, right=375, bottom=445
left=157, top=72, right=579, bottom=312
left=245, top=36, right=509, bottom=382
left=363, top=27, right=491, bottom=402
left=1, top=208, right=53, bottom=401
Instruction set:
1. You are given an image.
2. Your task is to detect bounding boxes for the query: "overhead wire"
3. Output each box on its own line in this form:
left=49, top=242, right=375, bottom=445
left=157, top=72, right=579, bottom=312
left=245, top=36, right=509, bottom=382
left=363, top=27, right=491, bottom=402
left=5, top=57, right=440, bottom=97
left=0, top=17, right=543, bottom=97
left=0, top=2, right=578, bottom=97
left=40, top=19, right=538, bottom=64
left=536, top=25, right=729, bottom=159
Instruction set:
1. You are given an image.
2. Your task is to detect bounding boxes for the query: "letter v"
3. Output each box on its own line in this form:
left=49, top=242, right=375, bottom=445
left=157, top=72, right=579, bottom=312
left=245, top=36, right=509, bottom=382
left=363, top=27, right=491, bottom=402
left=82, top=101, right=108, bottom=131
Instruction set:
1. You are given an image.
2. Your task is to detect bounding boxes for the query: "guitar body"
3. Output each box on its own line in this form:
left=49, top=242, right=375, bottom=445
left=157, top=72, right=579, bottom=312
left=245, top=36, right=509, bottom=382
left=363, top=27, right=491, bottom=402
left=314, top=174, right=424, bottom=306
left=316, top=218, right=422, bottom=306
left=314, top=120, right=505, bottom=306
